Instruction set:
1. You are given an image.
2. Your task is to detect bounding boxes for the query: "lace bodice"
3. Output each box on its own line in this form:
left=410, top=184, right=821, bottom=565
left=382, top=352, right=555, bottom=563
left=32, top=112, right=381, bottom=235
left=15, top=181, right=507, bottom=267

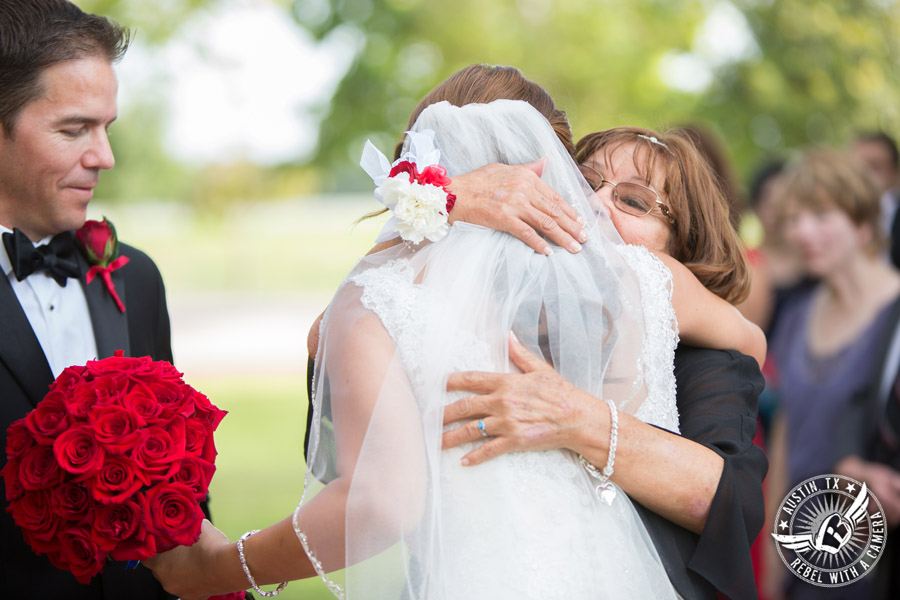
left=616, top=245, right=680, bottom=432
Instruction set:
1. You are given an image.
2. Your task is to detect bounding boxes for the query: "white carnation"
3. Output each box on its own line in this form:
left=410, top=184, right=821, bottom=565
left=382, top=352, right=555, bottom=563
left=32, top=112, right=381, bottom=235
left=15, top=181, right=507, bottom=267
left=381, top=176, right=450, bottom=244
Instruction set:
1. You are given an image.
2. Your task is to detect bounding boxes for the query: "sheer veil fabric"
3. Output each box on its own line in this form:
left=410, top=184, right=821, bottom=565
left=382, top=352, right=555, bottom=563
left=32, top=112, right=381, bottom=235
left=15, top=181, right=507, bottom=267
left=295, top=100, right=678, bottom=599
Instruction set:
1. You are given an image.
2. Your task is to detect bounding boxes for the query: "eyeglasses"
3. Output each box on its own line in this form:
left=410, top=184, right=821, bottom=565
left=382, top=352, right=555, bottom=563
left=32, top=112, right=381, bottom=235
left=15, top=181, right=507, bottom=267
left=578, top=163, right=676, bottom=225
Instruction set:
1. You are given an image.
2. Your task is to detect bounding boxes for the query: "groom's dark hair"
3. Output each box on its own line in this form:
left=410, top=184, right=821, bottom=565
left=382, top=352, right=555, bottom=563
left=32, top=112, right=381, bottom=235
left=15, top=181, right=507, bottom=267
left=0, top=0, right=131, bottom=137
left=397, top=64, right=575, bottom=160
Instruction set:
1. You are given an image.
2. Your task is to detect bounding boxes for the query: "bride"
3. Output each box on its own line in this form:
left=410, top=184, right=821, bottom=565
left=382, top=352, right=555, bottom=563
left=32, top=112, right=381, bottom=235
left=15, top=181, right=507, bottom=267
left=146, top=67, right=757, bottom=599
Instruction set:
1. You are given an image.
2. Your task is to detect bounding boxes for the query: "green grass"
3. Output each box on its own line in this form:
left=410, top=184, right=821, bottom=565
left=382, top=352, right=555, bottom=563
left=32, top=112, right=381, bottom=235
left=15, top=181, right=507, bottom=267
left=197, top=374, right=338, bottom=599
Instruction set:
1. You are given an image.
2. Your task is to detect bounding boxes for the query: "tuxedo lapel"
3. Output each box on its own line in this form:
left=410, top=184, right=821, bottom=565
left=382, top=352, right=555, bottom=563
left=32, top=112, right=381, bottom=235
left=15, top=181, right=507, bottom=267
left=0, top=275, right=53, bottom=407
left=74, top=239, right=130, bottom=359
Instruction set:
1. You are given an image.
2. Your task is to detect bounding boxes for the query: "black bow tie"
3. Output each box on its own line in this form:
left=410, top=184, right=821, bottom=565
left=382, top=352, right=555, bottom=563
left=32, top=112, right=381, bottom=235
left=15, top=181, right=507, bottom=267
left=2, top=227, right=80, bottom=286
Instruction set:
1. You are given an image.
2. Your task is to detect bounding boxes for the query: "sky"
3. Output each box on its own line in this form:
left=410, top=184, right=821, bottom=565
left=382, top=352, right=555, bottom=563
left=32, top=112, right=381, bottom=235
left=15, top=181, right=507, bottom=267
left=117, top=0, right=359, bottom=166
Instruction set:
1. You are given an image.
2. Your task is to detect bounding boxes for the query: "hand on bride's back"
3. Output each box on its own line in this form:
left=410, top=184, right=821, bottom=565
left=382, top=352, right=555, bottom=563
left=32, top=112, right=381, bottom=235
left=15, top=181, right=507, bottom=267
left=144, top=519, right=233, bottom=600
left=442, top=333, right=605, bottom=464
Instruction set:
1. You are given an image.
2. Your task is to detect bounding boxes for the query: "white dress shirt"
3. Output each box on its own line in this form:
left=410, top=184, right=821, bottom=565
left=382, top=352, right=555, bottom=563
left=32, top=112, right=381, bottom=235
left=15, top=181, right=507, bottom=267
left=1, top=225, right=98, bottom=377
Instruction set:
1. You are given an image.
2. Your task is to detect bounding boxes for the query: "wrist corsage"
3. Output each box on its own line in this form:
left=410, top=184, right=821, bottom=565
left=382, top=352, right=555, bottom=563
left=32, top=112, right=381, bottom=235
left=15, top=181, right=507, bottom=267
left=360, top=129, right=456, bottom=245
left=75, top=217, right=130, bottom=313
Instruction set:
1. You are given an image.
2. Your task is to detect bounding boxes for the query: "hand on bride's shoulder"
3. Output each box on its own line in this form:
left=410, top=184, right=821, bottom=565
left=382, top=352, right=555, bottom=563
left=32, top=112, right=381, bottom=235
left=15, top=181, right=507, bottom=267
left=447, top=160, right=587, bottom=255
left=144, top=519, right=233, bottom=600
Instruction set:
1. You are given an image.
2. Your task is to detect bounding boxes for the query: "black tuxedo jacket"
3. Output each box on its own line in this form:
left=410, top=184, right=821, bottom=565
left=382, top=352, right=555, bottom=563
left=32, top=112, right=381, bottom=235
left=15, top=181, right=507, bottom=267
left=303, top=345, right=768, bottom=600
left=836, top=296, right=900, bottom=599
left=0, top=235, right=176, bottom=599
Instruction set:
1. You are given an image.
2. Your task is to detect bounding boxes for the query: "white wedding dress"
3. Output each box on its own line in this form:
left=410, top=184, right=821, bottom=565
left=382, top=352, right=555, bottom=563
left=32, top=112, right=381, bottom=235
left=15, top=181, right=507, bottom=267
left=296, top=100, right=680, bottom=599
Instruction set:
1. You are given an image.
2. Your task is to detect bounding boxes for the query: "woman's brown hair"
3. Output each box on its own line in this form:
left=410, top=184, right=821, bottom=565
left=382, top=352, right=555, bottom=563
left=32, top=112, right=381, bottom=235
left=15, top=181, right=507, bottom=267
left=576, top=127, right=751, bottom=304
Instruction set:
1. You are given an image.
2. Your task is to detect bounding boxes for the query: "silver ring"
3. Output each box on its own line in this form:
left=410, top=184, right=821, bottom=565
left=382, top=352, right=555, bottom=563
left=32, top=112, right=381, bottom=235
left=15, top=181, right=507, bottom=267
left=477, top=418, right=488, bottom=438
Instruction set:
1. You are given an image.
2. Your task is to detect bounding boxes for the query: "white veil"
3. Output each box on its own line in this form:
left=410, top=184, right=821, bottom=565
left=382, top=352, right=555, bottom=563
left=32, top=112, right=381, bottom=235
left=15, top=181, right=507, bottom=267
left=294, top=100, right=674, bottom=599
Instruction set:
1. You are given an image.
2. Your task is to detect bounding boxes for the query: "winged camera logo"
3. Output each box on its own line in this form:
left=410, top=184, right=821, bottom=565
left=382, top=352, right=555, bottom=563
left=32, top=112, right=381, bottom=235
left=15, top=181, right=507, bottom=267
left=772, top=474, right=887, bottom=588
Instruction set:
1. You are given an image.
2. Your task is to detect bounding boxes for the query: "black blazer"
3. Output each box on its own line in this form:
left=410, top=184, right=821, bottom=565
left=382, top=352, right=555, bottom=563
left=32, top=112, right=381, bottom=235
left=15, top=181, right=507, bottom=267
left=0, top=237, right=176, bottom=599
left=303, top=345, right=768, bottom=600
left=836, top=296, right=900, bottom=599
left=634, top=346, right=767, bottom=600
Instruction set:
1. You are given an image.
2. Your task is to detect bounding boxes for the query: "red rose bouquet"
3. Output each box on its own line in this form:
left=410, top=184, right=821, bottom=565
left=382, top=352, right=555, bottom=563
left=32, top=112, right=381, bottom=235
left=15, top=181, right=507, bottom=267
left=1, top=351, right=226, bottom=585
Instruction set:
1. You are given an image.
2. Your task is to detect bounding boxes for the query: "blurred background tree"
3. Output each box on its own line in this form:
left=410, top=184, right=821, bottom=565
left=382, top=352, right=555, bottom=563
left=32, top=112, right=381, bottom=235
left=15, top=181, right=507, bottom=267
left=75, top=0, right=900, bottom=210
left=296, top=0, right=900, bottom=199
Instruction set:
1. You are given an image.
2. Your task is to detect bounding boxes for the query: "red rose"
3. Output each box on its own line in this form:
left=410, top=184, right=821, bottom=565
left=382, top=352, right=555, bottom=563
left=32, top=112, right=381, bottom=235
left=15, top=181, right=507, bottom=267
left=86, top=353, right=151, bottom=377
left=8, top=489, right=62, bottom=553
left=184, top=419, right=209, bottom=457
left=143, top=483, right=204, bottom=551
left=1, top=456, right=24, bottom=501
left=58, top=527, right=105, bottom=584
left=131, top=426, right=182, bottom=483
left=191, top=392, right=227, bottom=431
left=54, top=424, right=104, bottom=476
left=25, top=391, right=71, bottom=444
left=89, top=405, right=144, bottom=450
left=121, top=383, right=164, bottom=424
left=148, top=379, right=194, bottom=418
left=62, top=376, right=129, bottom=419
left=418, top=164, right=452, bottom=188
left=108, top=492, right=157, bottom=561
left=49, top=365, right=87, bottom=394
left=5, top=419, right=34, bottom=459
left=172, top=455, right=216, bottom=500
left=89, top=454, right=145, bottom=504
left=18, top=444, right=65, bottom=490
left=388, top=160, right=419, bottom=182
left=75, top=218, right=117, bottom=268
left=92, top=498, right=141, bottom=552
left=51, top=482, right=91, bottom=521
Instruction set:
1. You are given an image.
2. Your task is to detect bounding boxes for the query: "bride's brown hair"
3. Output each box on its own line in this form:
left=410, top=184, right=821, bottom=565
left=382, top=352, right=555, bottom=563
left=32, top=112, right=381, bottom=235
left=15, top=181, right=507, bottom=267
left=576, top=127, right=751, bottom=304
left=395, top=64, right=574, bottom=159
left=361, top=64, right=573, bottom=223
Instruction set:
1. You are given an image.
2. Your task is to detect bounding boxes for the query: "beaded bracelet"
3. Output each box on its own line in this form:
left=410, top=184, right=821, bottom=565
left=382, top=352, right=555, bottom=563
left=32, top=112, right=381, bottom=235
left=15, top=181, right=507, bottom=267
left=579, top=397, right=618, bottom=505
left=237, top=530, right=289, bottom=597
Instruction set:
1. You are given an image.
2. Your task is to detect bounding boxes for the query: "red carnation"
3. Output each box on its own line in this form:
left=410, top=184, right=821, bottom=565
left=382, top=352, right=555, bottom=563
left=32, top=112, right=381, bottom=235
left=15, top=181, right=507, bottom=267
left=418, top=164, right=452, bottom=188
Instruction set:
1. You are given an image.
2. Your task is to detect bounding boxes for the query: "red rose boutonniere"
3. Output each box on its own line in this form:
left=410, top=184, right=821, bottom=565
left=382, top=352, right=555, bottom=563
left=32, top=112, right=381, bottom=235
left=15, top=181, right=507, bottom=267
left=76, top=218, right=129, bottom=313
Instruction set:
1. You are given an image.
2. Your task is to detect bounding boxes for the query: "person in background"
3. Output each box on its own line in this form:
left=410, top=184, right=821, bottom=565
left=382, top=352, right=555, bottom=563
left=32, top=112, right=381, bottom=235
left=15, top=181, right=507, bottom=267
left=763, top=149, right=900, bottom=600
left=851, top=132, right=900, bottom=268
left=0, top=1, right=179, bottom=597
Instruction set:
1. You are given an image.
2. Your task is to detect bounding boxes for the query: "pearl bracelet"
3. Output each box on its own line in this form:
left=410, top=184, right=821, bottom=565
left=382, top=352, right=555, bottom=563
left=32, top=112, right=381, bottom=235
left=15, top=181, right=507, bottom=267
left=578, top=397, right=618, bottom=505
left=237, top=530, right=289, bottom=597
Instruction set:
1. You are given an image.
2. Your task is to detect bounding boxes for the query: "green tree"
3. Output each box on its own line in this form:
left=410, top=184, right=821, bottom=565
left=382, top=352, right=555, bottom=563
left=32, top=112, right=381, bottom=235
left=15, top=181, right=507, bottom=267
left=294, top=0, right=900, bottom=193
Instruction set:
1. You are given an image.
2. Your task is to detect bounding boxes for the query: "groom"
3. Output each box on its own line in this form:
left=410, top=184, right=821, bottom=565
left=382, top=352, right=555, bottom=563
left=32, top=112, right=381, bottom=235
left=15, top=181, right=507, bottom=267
left=0, top=2, right=177, bottom=597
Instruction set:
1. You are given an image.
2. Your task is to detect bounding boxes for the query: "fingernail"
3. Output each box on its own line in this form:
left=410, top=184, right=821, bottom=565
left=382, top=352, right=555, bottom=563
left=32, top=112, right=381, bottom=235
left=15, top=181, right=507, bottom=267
left=543, top=246, right=553, bottom=256
left=461, top=458, right=470, bottom=466
left=579, top=228, right=589, bottom=243
left=509, top=331, right=520, bottom=344
left=577, top=215, right=585, bottom=225
left=569, top=241, right=582, bottom=253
